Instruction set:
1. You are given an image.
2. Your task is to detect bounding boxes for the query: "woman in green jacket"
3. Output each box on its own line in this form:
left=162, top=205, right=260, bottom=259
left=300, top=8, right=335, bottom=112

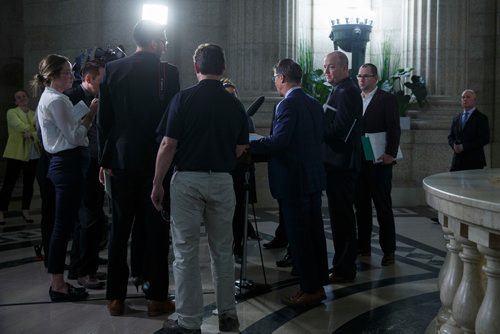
left=0, top=90, right=40, bottom=225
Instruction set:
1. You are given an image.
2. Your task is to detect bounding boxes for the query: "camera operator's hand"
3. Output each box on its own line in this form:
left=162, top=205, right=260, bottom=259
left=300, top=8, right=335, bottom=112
left=453, top=143, right=464, bottom=154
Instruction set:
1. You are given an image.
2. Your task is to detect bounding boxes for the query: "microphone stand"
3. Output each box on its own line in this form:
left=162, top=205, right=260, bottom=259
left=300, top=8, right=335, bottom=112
left=235, top=165, right=269, bottom=299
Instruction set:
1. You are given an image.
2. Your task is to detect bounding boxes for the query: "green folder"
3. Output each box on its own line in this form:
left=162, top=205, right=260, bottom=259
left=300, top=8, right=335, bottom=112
left=361, top=136, right=375, bottom=160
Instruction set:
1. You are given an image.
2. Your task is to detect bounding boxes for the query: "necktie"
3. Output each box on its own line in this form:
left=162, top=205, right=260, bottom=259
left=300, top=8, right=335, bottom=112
left=461, top=112, right=469, bottom=129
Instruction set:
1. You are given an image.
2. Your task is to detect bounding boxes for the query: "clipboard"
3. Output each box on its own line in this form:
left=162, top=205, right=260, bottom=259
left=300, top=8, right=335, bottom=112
left=362, top=132, right=403, bottom=162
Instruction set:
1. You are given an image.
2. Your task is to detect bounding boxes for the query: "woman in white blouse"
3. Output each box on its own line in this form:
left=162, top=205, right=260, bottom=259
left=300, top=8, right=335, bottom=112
left=31, top=54, right=98, bottom=302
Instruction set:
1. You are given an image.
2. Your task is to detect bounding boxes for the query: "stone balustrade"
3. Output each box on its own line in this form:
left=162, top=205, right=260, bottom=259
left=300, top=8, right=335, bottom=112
left=423, top=169, right=500, bottom=334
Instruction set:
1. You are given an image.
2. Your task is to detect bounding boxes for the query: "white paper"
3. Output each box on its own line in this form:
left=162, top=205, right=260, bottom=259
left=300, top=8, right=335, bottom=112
left=73, top=100, right=90, bottom=120
left=249, top=133, right=264, bottom=141
left=323, top=104, right=337, bottom=113
left=366, top=131, right=403, bottom=163
left=104, top=169, right=112, bottom=198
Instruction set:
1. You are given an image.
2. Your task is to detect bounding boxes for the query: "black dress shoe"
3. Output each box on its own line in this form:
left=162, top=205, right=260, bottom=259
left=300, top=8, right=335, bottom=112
left=276, top=252, right=293, bottom=267
left=263, top=238, right=287, bottom=249
left=328, top=273, right=356, bottom=284
left=381, top=253, right=395, bottom=266
left=49, top=283, right=89, bottom=302
left=67, top=272, right=78, bottom=280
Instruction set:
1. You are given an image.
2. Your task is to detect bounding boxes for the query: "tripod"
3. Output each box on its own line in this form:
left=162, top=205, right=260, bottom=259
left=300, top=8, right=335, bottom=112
left=235, top=168, right=270, bottom=299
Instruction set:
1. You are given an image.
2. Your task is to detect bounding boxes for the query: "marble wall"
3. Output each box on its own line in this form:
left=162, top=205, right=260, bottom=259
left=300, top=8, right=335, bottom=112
left=0, top=0, right=24, bottom=174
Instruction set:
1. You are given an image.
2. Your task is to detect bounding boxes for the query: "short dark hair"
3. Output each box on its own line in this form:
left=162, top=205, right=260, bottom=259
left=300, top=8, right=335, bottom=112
left=193, top=44, right=225, bottom=75
left=133, top=20, right=165, bottom=48
left=360, top=63, right=378, bottom=77
left=273, top=58, right=302, bottom=84
left=81, top=60, right=103, bottom=79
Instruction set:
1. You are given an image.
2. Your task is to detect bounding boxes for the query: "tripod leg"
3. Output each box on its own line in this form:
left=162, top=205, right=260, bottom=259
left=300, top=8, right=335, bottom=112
left=251, top=203, right=268, bottom=285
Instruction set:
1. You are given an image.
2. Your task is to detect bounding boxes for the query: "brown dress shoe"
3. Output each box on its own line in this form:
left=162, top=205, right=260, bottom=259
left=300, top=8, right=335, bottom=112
left=148, top=299, right=175, bottom=317
left=281, top=288, right=326, bottom=306
left=108, top=299, right=125, bottom=316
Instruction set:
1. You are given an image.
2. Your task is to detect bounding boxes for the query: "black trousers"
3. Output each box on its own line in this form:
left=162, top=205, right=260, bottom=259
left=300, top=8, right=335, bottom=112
left=355, top=161, right=396, bottom=254
left=47, top=147, right=89, bottom=274
left=69, top=158, right=107, bottom=277
left=36, top=150, right=55, bottom=268
left=106, top=169, right=170, bottom=301
left=325, top=166, right=358, bottom=278
left=279, top=192, right=328, bottom=292
left=273, top=204, right=288, bottom=244
left=0, top=158, right=38, bottom=211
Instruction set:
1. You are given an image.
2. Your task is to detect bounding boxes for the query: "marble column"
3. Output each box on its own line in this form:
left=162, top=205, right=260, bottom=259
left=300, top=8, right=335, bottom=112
left=450, top=237, right=484, bottom=333
left=437, top=227, right=463, bottom=330
left=475, top=246, right=500, bottom=333
left=226, top=0, right=296, bottom=96
left=436, top=216, right=462, bottom=328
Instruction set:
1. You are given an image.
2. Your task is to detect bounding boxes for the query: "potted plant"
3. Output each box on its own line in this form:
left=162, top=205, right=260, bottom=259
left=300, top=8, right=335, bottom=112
left=380, top=68, right=428, bottom=129
left=297, top=39, right=331, bottom=104
left=376, top=37, right=428, bottom=129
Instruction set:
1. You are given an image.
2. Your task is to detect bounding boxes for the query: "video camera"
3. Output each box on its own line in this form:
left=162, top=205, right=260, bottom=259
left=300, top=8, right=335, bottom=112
left=72, top=45, right=126, bottom=83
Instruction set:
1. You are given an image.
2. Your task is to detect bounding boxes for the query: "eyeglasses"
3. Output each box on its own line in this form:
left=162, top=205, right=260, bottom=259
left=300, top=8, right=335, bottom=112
left=272, top=73, right=281, bottom=84
left=357, top=74, right=376, bottom=79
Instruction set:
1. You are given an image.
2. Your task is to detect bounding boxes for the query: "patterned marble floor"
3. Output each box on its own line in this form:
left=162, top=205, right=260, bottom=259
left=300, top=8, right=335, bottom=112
left=0, top=188, right=445, bottom=334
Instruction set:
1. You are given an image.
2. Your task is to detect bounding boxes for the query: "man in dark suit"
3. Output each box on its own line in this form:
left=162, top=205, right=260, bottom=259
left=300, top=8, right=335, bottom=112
left=323, top=51, right=362, bottom=283
left=64, top=60, right=106, bottom=288
left=97, top=20, right=179, bottom=317
left=354, top=63, right=401, bottom=266
left=448, top=89, right=490, bottom=171
left=251, top=59, right=328, bottom=306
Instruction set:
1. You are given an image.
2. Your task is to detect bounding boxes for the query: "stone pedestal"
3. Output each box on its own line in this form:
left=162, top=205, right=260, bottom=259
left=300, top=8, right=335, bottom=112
left=423, top=169, right=500, bottom=333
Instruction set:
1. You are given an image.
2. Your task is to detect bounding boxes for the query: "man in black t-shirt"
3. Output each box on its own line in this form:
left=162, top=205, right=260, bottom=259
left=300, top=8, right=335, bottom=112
left=151, top=44, right=248, bottom=334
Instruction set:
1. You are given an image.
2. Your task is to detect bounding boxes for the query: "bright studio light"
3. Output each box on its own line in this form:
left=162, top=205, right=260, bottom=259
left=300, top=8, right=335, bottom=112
left=142, top=4, right=168, bottom=25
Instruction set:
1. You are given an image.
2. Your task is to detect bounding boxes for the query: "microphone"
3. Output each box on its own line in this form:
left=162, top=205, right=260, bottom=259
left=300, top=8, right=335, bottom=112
left=246, top=96, right=265, bottom=117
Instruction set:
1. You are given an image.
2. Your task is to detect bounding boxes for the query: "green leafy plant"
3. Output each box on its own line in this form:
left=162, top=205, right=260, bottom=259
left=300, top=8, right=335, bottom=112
left=381, top=68, right=428, bottom=117
left=375, top=36, right=427, bottom=116
left=297, top=39, right=330, bottom=104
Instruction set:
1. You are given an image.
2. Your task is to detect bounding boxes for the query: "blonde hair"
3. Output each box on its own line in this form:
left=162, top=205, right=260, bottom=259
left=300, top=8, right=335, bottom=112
left=30, top=54, right=69, bottom=96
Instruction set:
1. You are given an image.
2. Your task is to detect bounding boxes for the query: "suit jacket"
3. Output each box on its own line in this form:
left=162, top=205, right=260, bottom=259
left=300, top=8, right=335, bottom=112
left=448, top=108, right=490, bottom=171
left=323, top=77, right=363, bottom=171
left=3, top=107, right=39, bottom=161
left=250, top=88, right=325, bottom=200
left=362, top=88, right=401, bottom=158
left=97, top=52, right=180, bottom=171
